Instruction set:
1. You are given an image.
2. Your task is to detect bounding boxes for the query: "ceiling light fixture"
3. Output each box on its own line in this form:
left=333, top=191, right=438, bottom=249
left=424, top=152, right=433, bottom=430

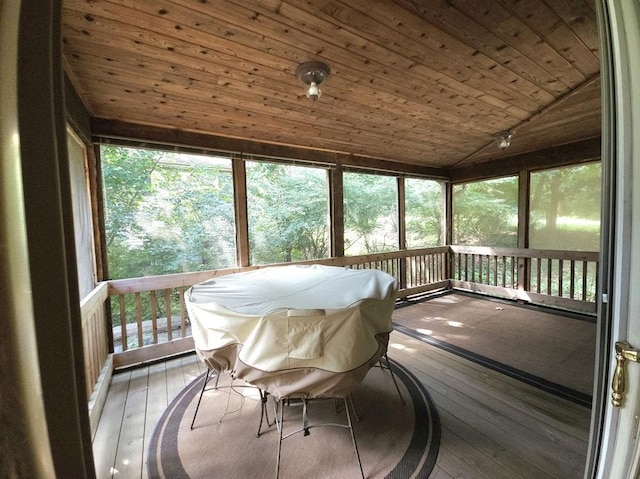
left=494, top=131, right=514, bottom=150
left=296, top=61, right=331, bottom=101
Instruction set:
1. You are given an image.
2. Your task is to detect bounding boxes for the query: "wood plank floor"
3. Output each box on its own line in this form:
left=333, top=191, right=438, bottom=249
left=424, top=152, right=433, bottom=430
left=92, top=330, right=591, bottom=478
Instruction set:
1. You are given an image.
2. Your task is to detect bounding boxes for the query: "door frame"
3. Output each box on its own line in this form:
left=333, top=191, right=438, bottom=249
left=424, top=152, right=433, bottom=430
left=586, top=1, right=640, bottom=477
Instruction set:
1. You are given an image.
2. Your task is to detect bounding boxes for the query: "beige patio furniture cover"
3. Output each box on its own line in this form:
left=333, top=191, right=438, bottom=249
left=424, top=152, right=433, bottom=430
left=185, top=264, right=397, bottom=398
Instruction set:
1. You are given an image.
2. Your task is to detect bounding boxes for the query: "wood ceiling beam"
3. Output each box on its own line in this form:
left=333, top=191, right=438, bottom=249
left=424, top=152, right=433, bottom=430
left=90, top=118, right=449, bottom=178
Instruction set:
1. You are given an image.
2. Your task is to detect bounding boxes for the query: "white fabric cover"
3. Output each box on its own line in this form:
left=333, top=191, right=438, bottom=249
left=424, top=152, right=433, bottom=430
left=185, top=264, right=397, bottom=398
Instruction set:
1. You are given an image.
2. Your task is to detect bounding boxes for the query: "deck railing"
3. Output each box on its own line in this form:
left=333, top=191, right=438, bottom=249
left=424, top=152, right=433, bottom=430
left=449, top=246, right=599, bottom=312
left=81, top=245, right=599, bottom=398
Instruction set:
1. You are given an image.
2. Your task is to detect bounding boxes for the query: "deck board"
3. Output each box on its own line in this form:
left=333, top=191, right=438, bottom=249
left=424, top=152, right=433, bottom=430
left=92, top=327, right=591, bottom=478
left=114, top=367, right=149, bottom=477
left=93, top=369, right=131, bottom=479
left=141, top=362, right=168, bottom=479
left=389, top=333, right=588, bottom=478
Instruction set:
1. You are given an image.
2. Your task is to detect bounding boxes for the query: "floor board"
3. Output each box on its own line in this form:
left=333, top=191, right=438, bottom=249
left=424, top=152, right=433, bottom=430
left=394, top=292, right=595, bottom=397
left=93, top=327, right=591, bottom=478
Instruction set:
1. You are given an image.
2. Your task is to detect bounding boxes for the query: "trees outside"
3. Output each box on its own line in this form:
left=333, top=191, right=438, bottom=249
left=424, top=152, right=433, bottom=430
left=453, top=176, right=519, bottom=247
left=344, top=172, right=398, bottom=255
left=246, top=161, right=329, bottom=264
left=103, top=146, right=600, bottom=275
left=405, top=178, right=443, bottom=248
left=102, top=146, right=236, bottom=280
left=530, top=162, right=601, bottom=251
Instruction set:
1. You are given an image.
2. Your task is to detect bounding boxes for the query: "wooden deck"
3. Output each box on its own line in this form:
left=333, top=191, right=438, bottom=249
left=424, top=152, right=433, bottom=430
left=92, top=328, right=591, bottom=479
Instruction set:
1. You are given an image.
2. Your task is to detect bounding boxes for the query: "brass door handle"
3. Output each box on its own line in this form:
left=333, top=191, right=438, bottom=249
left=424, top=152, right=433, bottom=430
left=612, top=341, right=640, bottom=407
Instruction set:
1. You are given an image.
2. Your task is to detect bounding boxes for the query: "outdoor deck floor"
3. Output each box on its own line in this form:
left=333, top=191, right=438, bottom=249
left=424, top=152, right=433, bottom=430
left=92, top=300, right=593, bottom=478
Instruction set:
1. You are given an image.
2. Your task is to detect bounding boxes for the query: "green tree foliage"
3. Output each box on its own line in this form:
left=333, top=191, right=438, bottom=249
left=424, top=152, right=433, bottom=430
left=453, top=176, right=519, bottom=247
left=102, top=146, right=235, bottom=280
left=530, top=162, right=601, bottom=251
left=102, top=145, right=159, bottom=249
left=344, top=172, right=398, bottom=254
left=405, top=178, right=443, bottom=247
left=247, top=161, right=329, bottom=264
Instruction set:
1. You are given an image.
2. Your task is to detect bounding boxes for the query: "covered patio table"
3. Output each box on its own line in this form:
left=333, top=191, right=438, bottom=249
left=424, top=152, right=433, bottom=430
left=185, top=264, right=397, bottom=398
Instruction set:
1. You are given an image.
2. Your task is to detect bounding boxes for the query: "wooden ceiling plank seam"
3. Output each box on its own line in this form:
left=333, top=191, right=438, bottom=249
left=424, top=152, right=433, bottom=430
left=496, top=0, right=600, bottom=77
left=543, top=0, right=600, bottom=54
left=288, top=0, right=556, bottom=107
left=384, top=0, right=571, bottom=96
left=446, top=0, right=592, bottom=86
left=93, top=0, right=537, bottom=123
left=62, top=3, right=529, bottom=130
left=220, top=0, right=533, bottom=119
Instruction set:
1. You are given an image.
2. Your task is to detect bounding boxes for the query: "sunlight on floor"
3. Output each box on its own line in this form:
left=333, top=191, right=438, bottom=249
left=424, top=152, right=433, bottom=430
left=389, top=342, right=416, bottom=353
left=447, top=321, right=464, bottom=327
left=416, top=328, right=433, bottom=335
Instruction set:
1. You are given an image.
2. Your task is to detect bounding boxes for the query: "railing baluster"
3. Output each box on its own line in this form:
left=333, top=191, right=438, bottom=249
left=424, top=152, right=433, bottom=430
left=164, top=289, right=172, bottom=342
left=430, top=253, right=434, bottom=283
left=471, top=254, right=476, bottom=282
left=492, top=256, right=497, bottom=286
left=501, top=256, right=506, bottom=287
left=558, top=259, right=564, bottom=297
left=119, top=294, right=127, bottom=352
left=135, top=292, right=143, bottom=348
left=583, top=261, right=589, bottom=301
left=150, top=290, right=158, bottom=344
left=179, top=286, right=187, bottom=337
left=570, top=260, right=576, bottom=300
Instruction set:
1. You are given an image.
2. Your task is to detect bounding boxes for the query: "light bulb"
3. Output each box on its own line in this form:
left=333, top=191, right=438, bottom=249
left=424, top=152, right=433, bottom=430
left=306, top=81, right=321, bottom=101
left=495, top=132, right=512, bottom=150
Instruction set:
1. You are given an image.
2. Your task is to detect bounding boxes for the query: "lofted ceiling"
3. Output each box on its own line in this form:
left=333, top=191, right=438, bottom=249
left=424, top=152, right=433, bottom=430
left=61, top=0, right=601, bottom=170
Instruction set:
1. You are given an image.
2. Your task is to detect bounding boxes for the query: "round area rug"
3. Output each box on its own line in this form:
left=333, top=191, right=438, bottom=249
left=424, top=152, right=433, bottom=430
left=147, top=359, right=440, bottom=478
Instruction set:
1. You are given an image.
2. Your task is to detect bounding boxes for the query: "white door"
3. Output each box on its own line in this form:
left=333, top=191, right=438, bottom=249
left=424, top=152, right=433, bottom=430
left=590, top=1, right=640, bottom=477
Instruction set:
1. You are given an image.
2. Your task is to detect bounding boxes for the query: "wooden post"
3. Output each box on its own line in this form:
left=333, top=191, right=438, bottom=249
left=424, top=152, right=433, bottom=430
left=232, top=156, right=250, bottom=266
left=397, top=177, right=407, bottom=290
left=518, top=171, right=530, bottom=291
left=329, top=165, right=344, bottom=258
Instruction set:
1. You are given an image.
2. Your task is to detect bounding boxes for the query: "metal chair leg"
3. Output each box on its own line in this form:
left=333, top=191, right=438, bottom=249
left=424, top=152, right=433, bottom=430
left=257, top=389, right=273, bottom=437
left=381, top=353, right=405, bottom=405
left=344, top=397, right=365, bottom=479
left=190, top=368, right=220, bottom=430
left=275, top=399, right=284, bottom=479
left=273, top=396, right=364, bottom=479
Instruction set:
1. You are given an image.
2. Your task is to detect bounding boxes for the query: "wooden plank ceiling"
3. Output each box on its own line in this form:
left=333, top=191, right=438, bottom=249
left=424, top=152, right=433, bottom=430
left=62, top=0, right=601, bottom=170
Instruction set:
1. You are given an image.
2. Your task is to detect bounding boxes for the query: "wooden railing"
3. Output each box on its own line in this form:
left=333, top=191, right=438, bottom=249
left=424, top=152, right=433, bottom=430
left=104, top=248, right=449, bottom=367
left=449, top=246, right=599, bottom=313
left=79, top=281, right=111, bottom=434
left=83, top=246, right=598, bottom=377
